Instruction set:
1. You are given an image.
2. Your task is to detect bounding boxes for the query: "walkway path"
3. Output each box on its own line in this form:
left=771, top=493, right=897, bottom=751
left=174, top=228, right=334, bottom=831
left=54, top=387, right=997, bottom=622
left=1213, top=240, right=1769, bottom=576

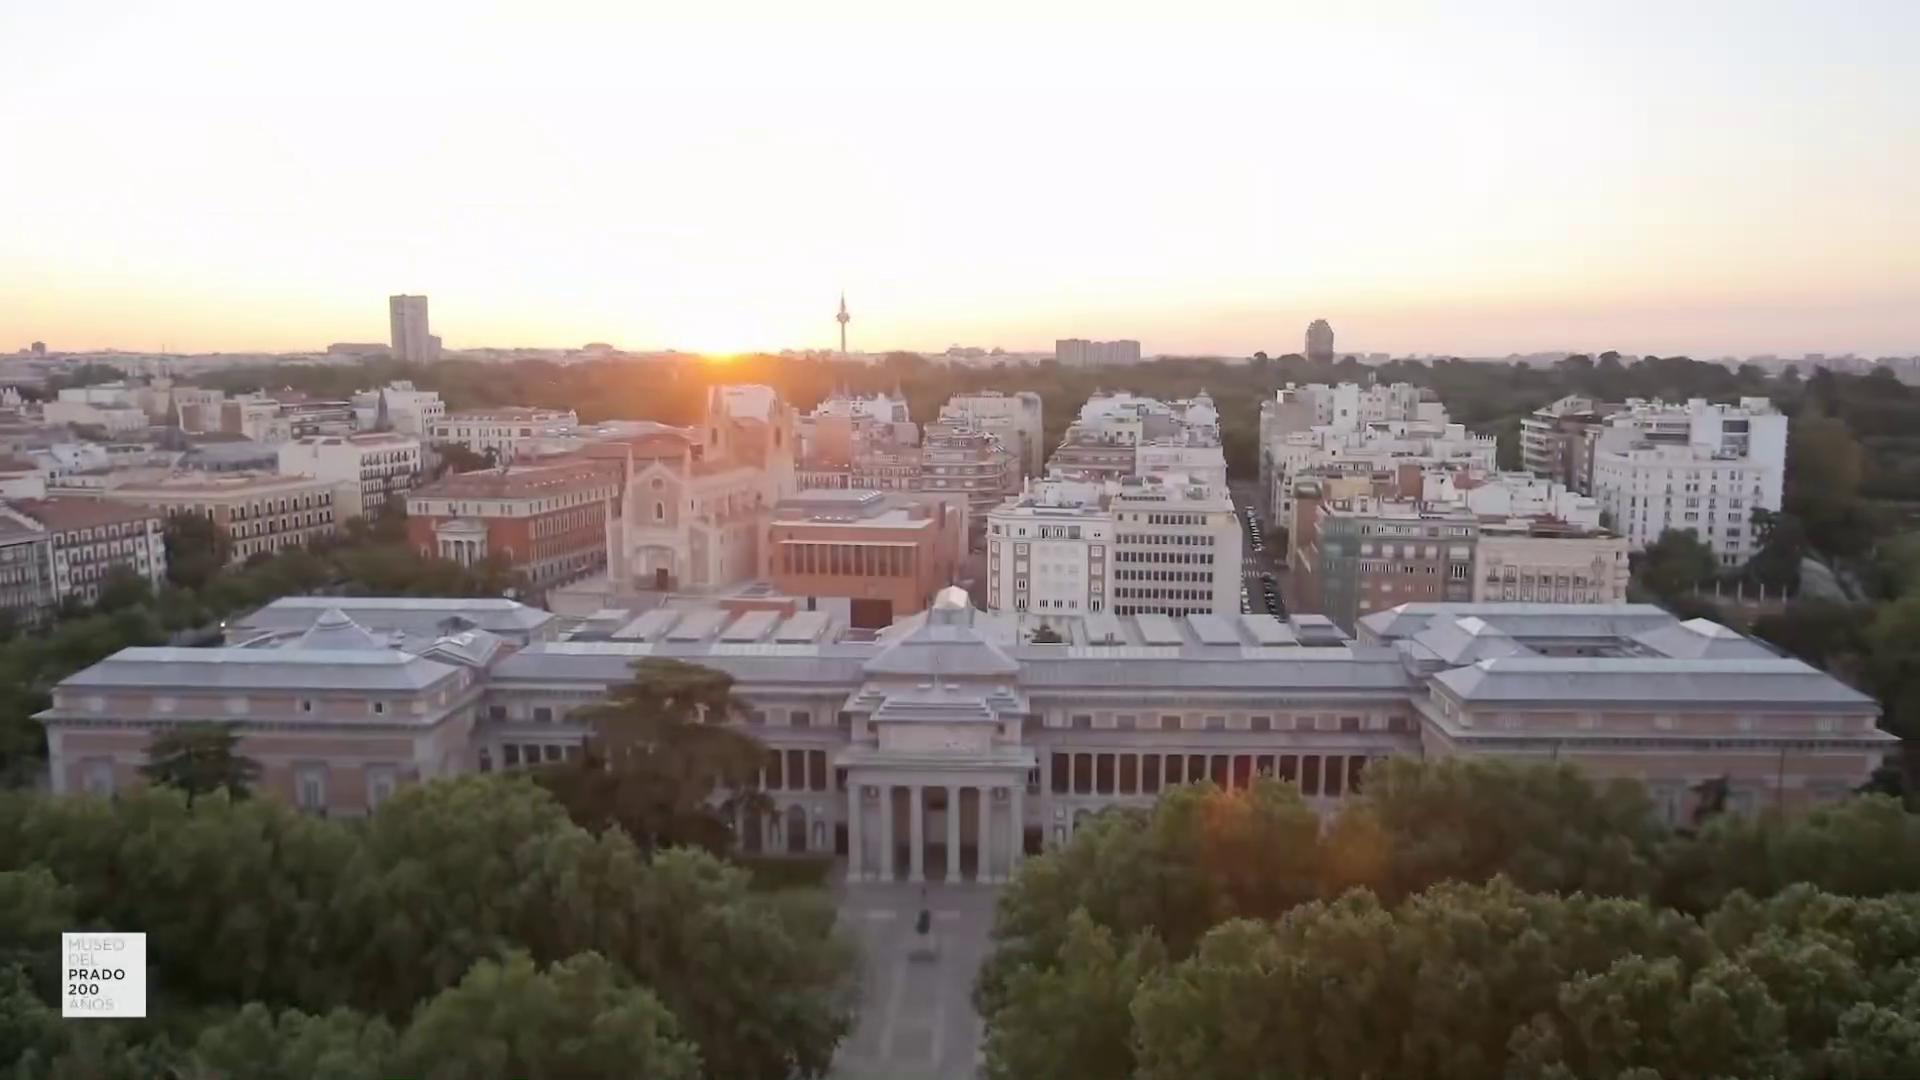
left=829, top=880, right=998, bottom=1080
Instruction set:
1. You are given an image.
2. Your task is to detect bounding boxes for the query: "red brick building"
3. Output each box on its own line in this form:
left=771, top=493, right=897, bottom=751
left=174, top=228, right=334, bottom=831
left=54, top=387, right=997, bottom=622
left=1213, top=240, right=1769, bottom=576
left=406, top=461, right=621, bottom=589
left=766, top=489, right=963, bottom=628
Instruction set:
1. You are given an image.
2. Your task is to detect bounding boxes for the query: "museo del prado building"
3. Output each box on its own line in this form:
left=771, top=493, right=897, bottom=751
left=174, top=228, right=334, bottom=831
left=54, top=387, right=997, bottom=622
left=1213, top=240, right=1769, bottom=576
left=40, top=588, right=1892, bottom=885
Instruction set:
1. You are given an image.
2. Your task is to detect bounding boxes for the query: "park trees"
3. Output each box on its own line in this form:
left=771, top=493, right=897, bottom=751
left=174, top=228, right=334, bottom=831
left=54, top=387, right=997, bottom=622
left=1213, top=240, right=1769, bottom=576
left=979, top=760, right=1920, bottom=1080
left=0, top=774, right=856, bottom=1079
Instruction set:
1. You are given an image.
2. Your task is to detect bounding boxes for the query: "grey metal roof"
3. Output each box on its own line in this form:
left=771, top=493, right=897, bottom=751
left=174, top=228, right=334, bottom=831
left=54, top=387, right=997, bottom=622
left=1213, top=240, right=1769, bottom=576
left=1017, top=650, right=1412, bottom=692
left=1431, top=657, right=1877, bottom=709
left=1630, top=619, right=1778, bottom=660
left=1407, top=616, right=1530, bottom=665
left=491, top=643, right=872, bottom=687
left=1358, top=602, right=1672, bottom=642
left=59, top=647, right=460, bottom=692
left=235, top=596, right=555, bottom=636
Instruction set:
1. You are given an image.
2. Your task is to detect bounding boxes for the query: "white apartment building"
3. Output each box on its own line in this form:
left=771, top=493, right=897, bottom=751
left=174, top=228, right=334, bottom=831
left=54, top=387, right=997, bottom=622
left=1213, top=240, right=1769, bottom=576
left=940, top=392, right=1044, bottom=477
left=353, top=381, right=446, bottom=436
left=277, top=433, right=422, bottom=520
left=1110, top=476, right=1241, bottom=617
left=1267, top=421, right=1498, bottom=527
left=1426, top=470, right=1603, bottom=530
left=985, top=480, right=1114, bottom=619
left=1055, top=339, right=1142, bottom=368
left=1589, top=398, right=1787, bottom=565
left=428, top=407, right=579, bottom=460
left=986, top=474, right=1240, bottom=620
left=1050, top=391, right=1227, bottom=487
left=1259, top=383, right=1442, bottom=511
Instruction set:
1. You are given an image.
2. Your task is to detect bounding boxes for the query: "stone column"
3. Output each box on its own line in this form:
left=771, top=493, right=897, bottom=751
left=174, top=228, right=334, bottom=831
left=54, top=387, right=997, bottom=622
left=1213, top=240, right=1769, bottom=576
left=946, top=784, right=961, bottom=882
left=1010, top=783, right=1024, bottom=875
left=877, top=785, right=894, bottom=883
left=845, top=783, right=864, bottom=883
left=908, top=784, right=925, bottom=883
left=978, top=785, right=996, bottom=883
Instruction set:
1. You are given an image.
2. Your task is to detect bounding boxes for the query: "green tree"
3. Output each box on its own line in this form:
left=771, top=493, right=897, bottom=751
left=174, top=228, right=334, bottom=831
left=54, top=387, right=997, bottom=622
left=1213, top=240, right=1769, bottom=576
left=1634, top=527, right=1720, bottom=600
left=978, top=780, right=1323, bottom=1017
left=189, top=1003, right=398, bottom=1080
left=164, top=511, right=231, bottom=590
left=92, top=567, right=153, bottom=614
left=1865, top=594, right=1920, bottom=741
left=537, top=657, right=769, bottom=853
left=982, top=911, right=1161, bottom=1080
left=1326, top=757, right=1665, bottom=902
left=391, top=952, right=700, bottom=1080
left=138, top=723, right=262, bottom=801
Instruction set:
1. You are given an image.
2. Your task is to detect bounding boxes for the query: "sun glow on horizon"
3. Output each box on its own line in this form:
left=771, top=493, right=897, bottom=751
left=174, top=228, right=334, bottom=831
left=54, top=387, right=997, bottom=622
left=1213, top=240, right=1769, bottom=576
left=1, top=1, right=1914, bottom=358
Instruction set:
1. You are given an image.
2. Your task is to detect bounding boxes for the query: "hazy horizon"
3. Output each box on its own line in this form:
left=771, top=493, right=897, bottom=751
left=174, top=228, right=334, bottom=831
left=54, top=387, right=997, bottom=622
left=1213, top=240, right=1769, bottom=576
left=4, top=1, right=1914, bottom=358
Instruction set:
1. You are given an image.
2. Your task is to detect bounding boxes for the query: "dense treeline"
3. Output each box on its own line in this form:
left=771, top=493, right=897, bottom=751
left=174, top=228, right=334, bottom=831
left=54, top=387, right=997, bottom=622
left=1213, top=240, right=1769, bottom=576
left=0, top=775, right=855, bottom=1079
left=978, top=758, right=1920, bottom=1079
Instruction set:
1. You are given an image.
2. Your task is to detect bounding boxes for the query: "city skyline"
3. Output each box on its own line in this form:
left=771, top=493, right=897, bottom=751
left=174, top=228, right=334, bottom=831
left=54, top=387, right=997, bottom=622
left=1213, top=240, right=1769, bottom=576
left=3, top=1, right=1914, bottom=357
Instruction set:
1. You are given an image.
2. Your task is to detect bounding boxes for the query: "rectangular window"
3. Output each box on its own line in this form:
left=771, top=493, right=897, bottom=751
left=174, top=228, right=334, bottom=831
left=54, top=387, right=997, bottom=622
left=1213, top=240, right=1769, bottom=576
left=1119, top=754, right=1137, bottom=794
left=1142, top=755, right=1162, bottom=793
left=809, top=750, right=828, bottom=791
left=1302, top=756, right=1322, bottom=796
left=790, top=710, right=811, bottom=728
left=533, top=706, right=554, bottom=724
left=1188, top=754, right=1207, bottom=786
left=295, top=765, right=328, bottom=814
left=1255, top=753, right=1275, bottom=778
left=786, top=749, right=806, bottom=788
left=1095, top=753, right=1115, bottom=794
left=503, top=744, right=521, bottom=767
left=1279, top=754, right=1298, bottom=784
left=766, top=749, right=784, bottom=789
left=1165, top=755, right=1184, bottom=786
left=1209, top=755, right=1229, bottom=787
left=1073, top=753, right=1093, bottom=794
left=1051, top=752, right=1071, bottom=793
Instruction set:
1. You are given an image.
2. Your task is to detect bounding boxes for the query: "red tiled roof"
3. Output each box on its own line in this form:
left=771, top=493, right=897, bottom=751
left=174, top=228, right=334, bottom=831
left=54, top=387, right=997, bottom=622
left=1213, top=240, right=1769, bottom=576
left=12, top=497, right=162, bottom=530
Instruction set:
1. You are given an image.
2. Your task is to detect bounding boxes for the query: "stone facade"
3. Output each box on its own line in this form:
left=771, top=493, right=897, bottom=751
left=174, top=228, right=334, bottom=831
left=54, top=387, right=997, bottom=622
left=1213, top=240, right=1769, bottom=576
left=42, top=593, right=1893, bottom=878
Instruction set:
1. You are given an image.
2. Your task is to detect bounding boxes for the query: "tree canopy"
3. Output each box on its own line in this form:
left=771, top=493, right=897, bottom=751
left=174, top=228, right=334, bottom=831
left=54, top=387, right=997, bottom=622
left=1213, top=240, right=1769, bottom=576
left=977, top=759, right=1920, bottom=1080
left=0, top=775, right=855, bottom=1079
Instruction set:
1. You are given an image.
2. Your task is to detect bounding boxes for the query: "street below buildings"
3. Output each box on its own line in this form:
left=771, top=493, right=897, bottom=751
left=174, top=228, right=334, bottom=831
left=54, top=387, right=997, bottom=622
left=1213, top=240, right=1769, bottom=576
left=1230, top=479, right=1287, bottom=617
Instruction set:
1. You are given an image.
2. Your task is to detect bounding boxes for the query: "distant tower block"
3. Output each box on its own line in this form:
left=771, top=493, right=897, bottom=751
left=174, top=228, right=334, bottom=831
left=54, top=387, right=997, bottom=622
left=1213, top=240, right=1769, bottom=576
left=837, top=293, right=851, bottom=356
left=1305, top=318, right=1334, bottom=364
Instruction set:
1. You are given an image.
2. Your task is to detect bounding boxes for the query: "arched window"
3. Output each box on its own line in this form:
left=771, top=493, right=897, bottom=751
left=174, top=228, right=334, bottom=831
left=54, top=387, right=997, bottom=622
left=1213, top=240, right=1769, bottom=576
left=653, top=501, right=665, bottom=522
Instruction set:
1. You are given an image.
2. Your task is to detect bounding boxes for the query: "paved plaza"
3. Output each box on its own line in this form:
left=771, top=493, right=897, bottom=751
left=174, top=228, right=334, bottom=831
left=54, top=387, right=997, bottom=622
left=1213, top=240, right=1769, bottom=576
left=830, top=879, right=999, bottom=1080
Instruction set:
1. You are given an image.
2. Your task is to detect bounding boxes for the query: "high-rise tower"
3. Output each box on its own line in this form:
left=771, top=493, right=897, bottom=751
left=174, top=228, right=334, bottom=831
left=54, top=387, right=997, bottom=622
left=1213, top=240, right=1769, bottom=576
left=836, top=293, right=851, bottom=356
left=1305, top=318, right=1334, bottom=363
left=390, top=294, right=436, bottom=363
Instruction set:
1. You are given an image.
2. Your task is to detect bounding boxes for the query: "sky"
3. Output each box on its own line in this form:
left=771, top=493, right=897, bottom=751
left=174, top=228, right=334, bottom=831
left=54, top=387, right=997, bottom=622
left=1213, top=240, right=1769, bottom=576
left=2, top=0, right=1915, bottom=359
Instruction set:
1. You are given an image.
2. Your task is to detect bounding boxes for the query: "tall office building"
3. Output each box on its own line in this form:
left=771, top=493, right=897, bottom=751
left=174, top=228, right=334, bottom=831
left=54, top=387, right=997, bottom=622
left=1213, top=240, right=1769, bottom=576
left=1305, top=319, right=1335, bottom=363
left=1055, top=339, right=1142, bottom=368
left=388, top=294, right=437, bottom=363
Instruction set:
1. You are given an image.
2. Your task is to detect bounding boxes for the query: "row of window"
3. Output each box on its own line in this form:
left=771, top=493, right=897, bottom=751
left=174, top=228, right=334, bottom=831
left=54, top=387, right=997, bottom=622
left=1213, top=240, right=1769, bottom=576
left=1113, top=569, right=1212, bottom=582
left=1058, top=712, right=1413, bottom=734
left=1050, top=750, right=1373, bottom=798
left=1114, top=586, right=1212, bottom=601
left=1115, top=533, right=1217, bottom=546
left=1113, top=550, right=1213, bottom=564
left=780, top=542, right=918, bottom=578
